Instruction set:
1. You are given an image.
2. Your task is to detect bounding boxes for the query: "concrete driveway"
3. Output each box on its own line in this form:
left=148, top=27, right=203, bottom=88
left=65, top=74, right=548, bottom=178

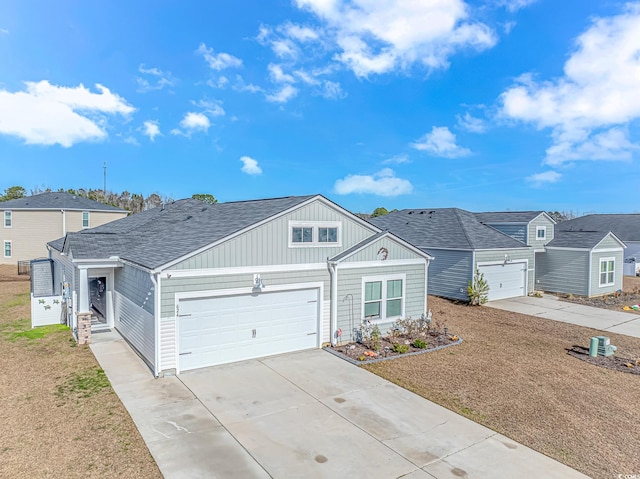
left=487, top=294, right=640, bottom=338
left=91, top=332, right=588, bottom=479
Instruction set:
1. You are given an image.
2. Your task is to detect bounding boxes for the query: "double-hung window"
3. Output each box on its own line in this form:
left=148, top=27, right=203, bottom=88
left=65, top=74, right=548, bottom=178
left=82, top=211, right=90, bottom=228
left=3, top=241, right=11, bottom=258
left=599, top=258, right=615, bottom=287
left=536, top=226, right=546, bottom=240
left=362, top=275, right=405, bottom=322
left=4, top=211, right=11, bottom=228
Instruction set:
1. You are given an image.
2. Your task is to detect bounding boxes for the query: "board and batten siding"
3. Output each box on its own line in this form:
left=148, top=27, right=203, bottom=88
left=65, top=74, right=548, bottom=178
left=335, top=263, right=426, bottom=341
left=113, top=264, right=156, bottom=369
left=590, top=249, right=624, bottom=296
left=168, top=199, right=376, bottom=270
left=341, top=237, right=423, bottom=262
left=423, top=249, right=473, bottom=301
left=528, top=215, right=555, bottom=250
left=536, top=249, right=589, bottom=296
left=488, top=224, right=527, bottom=244
left=475, top=248, right=535, bottom=294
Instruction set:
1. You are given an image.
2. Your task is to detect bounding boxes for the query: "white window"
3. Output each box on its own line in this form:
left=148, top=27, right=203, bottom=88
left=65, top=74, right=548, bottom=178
left=3, top=240, right=11, bottom=258
left=536, top=226, right=546, bottom=240
left=599, top=258, right=615, bottom=287
left=288, top=221, right=341, bottom=247
left=4, top=211, right=11, bottom=228
left=362, top=275, right=405, bottom=322
left=82, top=211, right=90, bottom=228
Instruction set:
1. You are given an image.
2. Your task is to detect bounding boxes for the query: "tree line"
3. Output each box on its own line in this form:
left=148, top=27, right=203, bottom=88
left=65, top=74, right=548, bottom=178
left=0, top=185, right=217, bottom=213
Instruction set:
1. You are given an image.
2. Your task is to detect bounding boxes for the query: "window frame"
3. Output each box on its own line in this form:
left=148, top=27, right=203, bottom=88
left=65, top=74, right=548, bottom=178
left=599, top=257, right=615, bottom=287
left=82, top=211, right=90, bottom=228
left=4, top=210, right=11, bottom=228
left=361, top=274, right=406, bottom=324
left=536, top=225, right=546, bottom=241
left=3, top=240, right=11, bottom=258
left=288, top=221, right=342, bottom=248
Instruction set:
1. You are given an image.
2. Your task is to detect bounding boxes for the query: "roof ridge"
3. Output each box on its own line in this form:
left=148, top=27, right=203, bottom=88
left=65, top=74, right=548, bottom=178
left=453, top=208, right=475, bottom=250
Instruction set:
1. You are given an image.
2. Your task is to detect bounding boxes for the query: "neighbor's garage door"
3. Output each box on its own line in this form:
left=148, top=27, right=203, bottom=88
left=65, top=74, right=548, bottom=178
left=178, top=288, right=319, bottom=371
left=478, top=262, right=526, bottom=301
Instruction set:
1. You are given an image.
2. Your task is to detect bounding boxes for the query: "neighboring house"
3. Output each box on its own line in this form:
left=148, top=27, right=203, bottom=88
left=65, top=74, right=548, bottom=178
left=42, top=195, right=431, bottom=375
left=535, top=230, right=626, bottom=297
left=474, top=211, right=556, bottom=252
left=370, top=208, right=534, bottom=302
left=558, top=214, right=640, bottom=276
left=1, top=192, right=128, bottom=265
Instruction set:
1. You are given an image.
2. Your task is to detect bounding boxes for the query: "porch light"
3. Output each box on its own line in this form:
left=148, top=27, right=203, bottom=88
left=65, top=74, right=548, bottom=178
left=253, top=274, right=265, bottom=290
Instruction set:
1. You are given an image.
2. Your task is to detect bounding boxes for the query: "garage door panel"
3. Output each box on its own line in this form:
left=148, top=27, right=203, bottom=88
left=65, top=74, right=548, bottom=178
left=478, top=263, right=526, bottom=301
left=178, top=288, right=319, bottom=371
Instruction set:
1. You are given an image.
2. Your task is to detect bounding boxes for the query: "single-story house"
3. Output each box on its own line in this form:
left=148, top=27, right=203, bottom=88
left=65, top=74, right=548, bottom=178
left=535, top=230, right=626, bottom=296
left=557, top=214, right=640, bottom=276
left=41, top=194, right=431, bottom=375
left=370, top=208, right=534, bottom=301
left=1, top=192, right=127, bottom=265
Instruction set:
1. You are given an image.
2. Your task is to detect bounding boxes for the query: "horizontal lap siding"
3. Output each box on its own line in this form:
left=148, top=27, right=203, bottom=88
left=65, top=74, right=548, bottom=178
left=529, top=216, right=554, bottom=249
left=336, top=263, right=426, bottom=341
left=590, top=249, right=624, bottom=296
left=475, top=248, right=535, bottom=294
left=169, top=200, right=375, bottom=270
left=536, top=250, right=589, bottom=296
left=114, top=291, right=155, bottom=369
left=114, top=265, right=155, bottom=315
left=423, top=249, right=472, bottom=301
left=490, top=224, right=527, bottom=243
left=160, top=318, right=176, bottom=370
left=343, top=237, right=423, bottom=262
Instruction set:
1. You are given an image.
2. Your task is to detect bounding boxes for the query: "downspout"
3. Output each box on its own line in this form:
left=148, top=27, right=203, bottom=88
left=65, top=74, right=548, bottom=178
left=150, top=272, right=160, bottom=378
left=61, top=209, right=66, bottom=235
left=328, top=259, right=338, bottom=347
left=587, top=251, right=592, bottom=297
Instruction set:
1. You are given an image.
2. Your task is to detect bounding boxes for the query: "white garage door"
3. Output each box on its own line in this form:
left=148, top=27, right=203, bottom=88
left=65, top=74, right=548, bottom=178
left=478, top=262, right=526, bottom=301
left=178, top=288, right=319, bottom=371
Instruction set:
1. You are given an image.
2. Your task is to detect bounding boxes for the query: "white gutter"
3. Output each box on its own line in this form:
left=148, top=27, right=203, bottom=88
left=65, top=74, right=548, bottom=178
left=61, top=209, right=66, bottom=235
left=150, top=272, right=161, bottom=378
left=328, top=260, right=338, bottom=347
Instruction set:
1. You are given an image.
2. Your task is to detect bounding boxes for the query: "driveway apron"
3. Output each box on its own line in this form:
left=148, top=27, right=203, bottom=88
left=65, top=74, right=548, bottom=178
left=91, top=331, right=588, bottom=479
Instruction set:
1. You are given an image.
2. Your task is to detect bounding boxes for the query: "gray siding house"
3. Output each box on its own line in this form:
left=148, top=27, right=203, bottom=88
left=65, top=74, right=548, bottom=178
left=558, top=214, right=640, bottom=276
left=371, top=209, right=533, bottom=302
left=45, top=195, right=431, bottom=375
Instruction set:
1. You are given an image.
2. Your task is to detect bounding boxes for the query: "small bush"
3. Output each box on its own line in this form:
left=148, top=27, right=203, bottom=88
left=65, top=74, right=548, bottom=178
left=393, top=343, right=410, bottom=354
left=413, top=338, right=427, bottom=349
left=468, top=269, right=489, bottom=306
left=370, top=324, right=381, bottom=352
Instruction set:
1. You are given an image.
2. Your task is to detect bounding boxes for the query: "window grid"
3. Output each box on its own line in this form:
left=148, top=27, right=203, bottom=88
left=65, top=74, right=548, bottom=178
left=4, top=211, right=11, bottom=227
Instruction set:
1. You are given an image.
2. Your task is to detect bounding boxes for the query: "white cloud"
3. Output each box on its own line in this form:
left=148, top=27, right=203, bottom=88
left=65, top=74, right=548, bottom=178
left=0, top=28, right=8, bottom=35
left=320, top=80, right=346, bottom=99
left=527, top=171, right=561, bottom=185
left=272, top=39, right=298, bottom=58
left=500, top=5, right=640, bottom=165
left=382, top=154, right=410, bottom=165
left=142, top=120, right=160, bottom=141
left=268, top=64, right=296, bottom=83
left=136, top=64, right=175, bottom=93
left=233, top=75, right=263, bottom=93
left=240, top=156, right=263, bottom=175
left=412, top=126, right=471, bottom=158
left=196, top=43, right=242, bottom=71
left=456, top=112, right=486, bottom=133
left=0, top=80, right=134, bottom=147
left=283, top=23, right=319, bottom=42
left=294, top=0, right=496, bottom=77
left=266, top=84, right=299, bottom=103
left=495, top=0, right=538, bottom=12
left=193, top=99, right=225, bottom=117
left=171, top=112, right=210, bottom=136
left=334, top=168, right=413, bottom=196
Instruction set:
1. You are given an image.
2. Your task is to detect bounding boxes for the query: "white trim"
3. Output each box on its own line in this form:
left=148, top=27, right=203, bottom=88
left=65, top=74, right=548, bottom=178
left=1, top=207, right=127, bottom=213
left=329, top=262, right=338, bottom=346
left=337, top=258, right=427, bottom=270
left=474, top=248, right=532, bottom=253
left=161, top=262, right=327, bottom=279
left=544, top=246, right=591, bottom=252
left=157, top=195, right=380, bottom=271
left=476, top=260, right=529, bottom=297
left=361, top=274, right=406, bottom=324
left=173, top=281, right=324, bottom=374
left=536, top=225, right=547, bottom=241
left=74, top=260, right=123, bottom=269
left=588, top=250, right=593, bottom=297
left=534, top=248, right=546, bottom=253
left=288, top=220, right=342, bottom=248
left=333, top=232, right=433, bottom=263
left=151, top=273, right=160, bottom=378
left=598, top=256, right=616, bottom=288
left=592, top=247, right=625, bottom=253
left=82, top=211, right=90, bottom=229
left=4, top=210, right=11, bottom=228
left=3, top=240, right=11, bottom=258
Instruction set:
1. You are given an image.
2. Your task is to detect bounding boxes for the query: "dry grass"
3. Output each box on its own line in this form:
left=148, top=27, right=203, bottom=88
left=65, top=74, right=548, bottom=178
left=364, top=295, right=640, bottom=479
left=0, top=265, right=161, bottom=478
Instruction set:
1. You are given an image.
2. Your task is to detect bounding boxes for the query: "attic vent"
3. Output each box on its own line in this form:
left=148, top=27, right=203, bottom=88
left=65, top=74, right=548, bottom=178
left=428, top=211, right=435, bottom=214
left=419, top=211, right=425, bottom=214
left=408, top=211, right=413, bottom=214
left=185, top=215, right=193, bottom=220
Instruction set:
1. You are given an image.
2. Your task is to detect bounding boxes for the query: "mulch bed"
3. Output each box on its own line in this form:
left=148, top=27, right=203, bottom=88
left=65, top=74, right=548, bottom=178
left=328, top=333, right=461, bottom=364
left=557, top=276, right=640, bottom=314
left=567, top=345, right=640, bottom=375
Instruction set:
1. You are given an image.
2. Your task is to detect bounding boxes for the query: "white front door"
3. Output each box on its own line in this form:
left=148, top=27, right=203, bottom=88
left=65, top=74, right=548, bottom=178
left=178, top=288, right=320, bottom=371
left=478, top=262, right=527, bottom=301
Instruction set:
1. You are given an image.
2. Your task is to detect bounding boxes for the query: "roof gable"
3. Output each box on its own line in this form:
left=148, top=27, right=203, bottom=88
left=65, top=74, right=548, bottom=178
left=558, top=214, right=640, bottom=241
left=547, top=230, right=625, bottom=250
left=474, top=211, right=555, bottom=225
left=0, top=192, right=127, bottom=212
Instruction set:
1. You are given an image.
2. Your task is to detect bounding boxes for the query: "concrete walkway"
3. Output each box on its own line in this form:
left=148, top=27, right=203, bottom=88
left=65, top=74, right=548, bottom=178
left=91, top=332, right=588, bottom=479
left=487, top=294, right=640, bottom=338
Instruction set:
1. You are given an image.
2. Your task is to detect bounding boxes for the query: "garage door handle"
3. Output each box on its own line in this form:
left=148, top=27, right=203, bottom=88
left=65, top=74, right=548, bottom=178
left=307, top=300, right=317, bottom=303
left=179, top=352, right=192, bottom=356
left=307, top=332, right=317, bottom=336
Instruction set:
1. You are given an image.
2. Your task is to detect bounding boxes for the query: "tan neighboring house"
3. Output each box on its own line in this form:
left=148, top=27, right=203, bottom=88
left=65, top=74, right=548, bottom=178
left=1, top=192, right=128, bottom=265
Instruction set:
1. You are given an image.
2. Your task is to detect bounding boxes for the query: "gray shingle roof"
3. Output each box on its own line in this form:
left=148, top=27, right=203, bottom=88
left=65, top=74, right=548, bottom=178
left=51, top=195, right=316, bottom=268
left=0, top=192, right=127, bottom=212
left=329, top=231, right=388, bottom=262
left=474, top=211, right=546, bottom=224
left=558, top=214, right=640, bottom=242
left=547, top=230, right=620, bottom=249
left=370, top=208, right=528, bottom=250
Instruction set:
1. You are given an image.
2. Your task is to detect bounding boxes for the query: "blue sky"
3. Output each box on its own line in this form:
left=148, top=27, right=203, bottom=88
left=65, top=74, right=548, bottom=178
left=1, top=0, right=639, bottom=214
